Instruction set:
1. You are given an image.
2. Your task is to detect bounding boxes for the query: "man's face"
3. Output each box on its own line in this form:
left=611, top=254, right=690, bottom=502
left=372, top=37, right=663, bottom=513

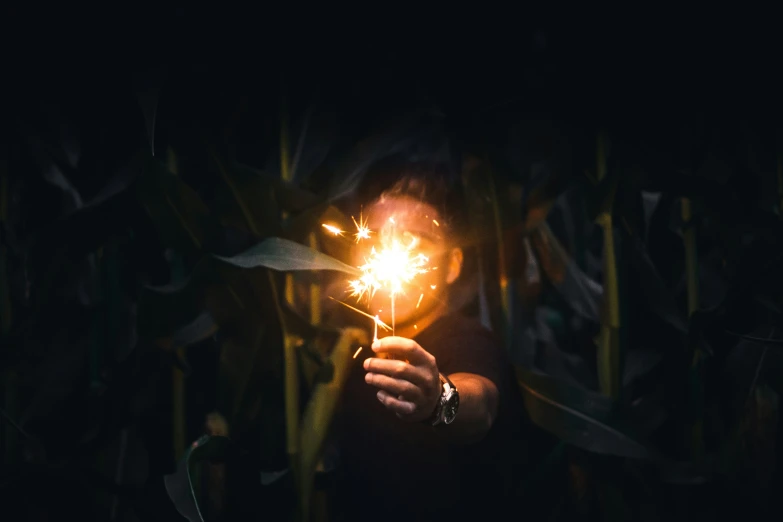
left=350, top=195, right=449, bottom=329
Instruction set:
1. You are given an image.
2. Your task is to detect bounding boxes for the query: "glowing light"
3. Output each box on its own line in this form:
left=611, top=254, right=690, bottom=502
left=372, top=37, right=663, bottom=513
left=416, top=293, right=424, bottom=309
left=335, top=211, right=433, bottom=337
left=430, top=284, right=437, bottom=290
left=321, top=223, right=344, bottom=236
left=327, top=297, right=391, bottom=332
left=352, top=213, right=372, bottom=243
left=432, top=219, right=440, bottom=227
left=414, top=324, right=418, bottom=330
left=353, top=347, right=363, bottom=359
left=349, top=237, right=430, bottom=303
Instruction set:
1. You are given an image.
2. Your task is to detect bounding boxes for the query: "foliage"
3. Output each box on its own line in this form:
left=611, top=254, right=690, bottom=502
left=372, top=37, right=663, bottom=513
left=1, top=49, right=781, bottom=522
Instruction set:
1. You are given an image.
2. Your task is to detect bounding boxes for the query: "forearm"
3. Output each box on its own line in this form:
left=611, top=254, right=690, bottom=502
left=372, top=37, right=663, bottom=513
left=435, top=372, right=499, bottom=445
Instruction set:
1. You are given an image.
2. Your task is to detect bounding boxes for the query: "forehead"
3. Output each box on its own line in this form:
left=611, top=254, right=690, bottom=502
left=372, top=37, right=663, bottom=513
left=365, top=195, right=444, bottom=242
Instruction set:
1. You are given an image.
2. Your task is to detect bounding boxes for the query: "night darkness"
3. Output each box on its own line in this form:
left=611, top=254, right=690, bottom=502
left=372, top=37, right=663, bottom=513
left=3, top=8, right=783, bottom=522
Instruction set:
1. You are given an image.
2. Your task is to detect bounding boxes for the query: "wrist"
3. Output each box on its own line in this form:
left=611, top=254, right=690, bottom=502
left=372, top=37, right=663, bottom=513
left=426, top=373, right=460, bottom=426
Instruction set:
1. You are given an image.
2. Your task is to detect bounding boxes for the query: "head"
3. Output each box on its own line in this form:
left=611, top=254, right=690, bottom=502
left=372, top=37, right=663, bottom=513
left=350, top=160, right=467, bottom=331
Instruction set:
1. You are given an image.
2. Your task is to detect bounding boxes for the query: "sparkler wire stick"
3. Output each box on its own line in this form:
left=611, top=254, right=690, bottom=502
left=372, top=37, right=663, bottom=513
left=391, top=294, right=395, bottom=337
left=324, top=210, right=430, bottom=342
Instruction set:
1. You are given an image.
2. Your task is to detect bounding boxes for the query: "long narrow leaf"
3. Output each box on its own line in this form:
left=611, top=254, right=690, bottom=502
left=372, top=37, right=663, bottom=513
left=164, top=435, right=235, bottom=522
left=531, top=223, right=603, bottom=322
left=326, top=113, right=439, bottom=203
left=516, top=366, right=651, bottom=459
left=214, top=237, right=361, bottom=276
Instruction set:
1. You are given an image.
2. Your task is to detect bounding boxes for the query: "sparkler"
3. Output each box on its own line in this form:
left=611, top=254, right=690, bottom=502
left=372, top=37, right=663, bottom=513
left=321, top=223, right=344, bottom=236
left=323, top=211, right=431, bottom=338
left=327, top=296, right=390, bottom=342
left=351, top=212, right=372, bottom=243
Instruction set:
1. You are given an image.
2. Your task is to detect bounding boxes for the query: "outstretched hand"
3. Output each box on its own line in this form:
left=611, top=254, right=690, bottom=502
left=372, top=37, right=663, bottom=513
left=363, top=336, right=441, bottom=422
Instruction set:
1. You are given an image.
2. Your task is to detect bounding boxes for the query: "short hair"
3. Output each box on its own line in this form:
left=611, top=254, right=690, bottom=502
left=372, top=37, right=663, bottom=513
left=353, top=155, right=468, bottom=244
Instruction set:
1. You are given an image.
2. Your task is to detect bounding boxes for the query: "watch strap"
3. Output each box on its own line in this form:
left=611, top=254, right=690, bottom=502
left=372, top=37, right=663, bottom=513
left=428, top=374, right=449, bottom=426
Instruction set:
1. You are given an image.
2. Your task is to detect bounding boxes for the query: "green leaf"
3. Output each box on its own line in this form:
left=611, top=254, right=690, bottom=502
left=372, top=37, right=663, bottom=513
left=326, top=113, right=438, bottom=202
left=628, top=235, right=687, bottom=333
left=515, top=366, right=652, bottom=459
left=530, top=223, right=602, bottom=322
left=137, top=257, right=221, bottom=342
left=209, top=153, right=280, bottom=237
left=169, top=311, right=219, bottom=350
left=214, top=237, right=361, bottom=276
left=136, top=156, right=222, bottom=254
left=164, top=435, right=236, bottom=522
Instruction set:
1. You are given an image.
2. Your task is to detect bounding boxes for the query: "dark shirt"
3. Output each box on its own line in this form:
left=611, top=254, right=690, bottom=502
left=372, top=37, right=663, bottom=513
left=334, top=313, right=522, bottom=521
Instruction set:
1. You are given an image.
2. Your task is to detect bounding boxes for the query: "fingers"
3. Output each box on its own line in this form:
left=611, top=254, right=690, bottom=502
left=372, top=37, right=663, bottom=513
left=365, top=372, right=422, bottom=401
left=375, top=390, right=416, bottom=416
left=363, top=357, right=430, bottom=387
left=371, top=336, right=435, bottom=367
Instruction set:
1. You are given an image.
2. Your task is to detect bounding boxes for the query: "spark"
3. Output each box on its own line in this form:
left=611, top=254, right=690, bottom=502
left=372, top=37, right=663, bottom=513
left=432, top=219, right=440, bottom=227
left=353, top=347, right=363, bottom=359
left=352, top=213, right=372, bottom=243
left=327, top=297, right=391, bottom=331
left=430, top=284, right=437, bottom=290
left=349, top=236, right=430, bottom=303
left=345, top=212, right=431, bottom=335
left=321, top=223, right=344, bottom=236
left=414, top=324, right=418, bottom=330
left=416, top=293, right=424, bottom=309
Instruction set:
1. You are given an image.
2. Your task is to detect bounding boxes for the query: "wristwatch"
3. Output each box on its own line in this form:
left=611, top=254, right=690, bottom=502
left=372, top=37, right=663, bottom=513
left=429, top=373, right=460, bottom=426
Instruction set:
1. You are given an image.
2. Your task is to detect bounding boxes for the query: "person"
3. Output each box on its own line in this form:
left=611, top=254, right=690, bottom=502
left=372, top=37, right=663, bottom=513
left=329, top=157, right=525, bottom=521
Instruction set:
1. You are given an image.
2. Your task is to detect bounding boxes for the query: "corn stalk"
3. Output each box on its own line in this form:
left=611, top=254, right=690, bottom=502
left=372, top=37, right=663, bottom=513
left=488, top=168, right=510, bottom=341
left=299, top=327, right=367, bottom=521
left=594, top=132, right=622, bottom=399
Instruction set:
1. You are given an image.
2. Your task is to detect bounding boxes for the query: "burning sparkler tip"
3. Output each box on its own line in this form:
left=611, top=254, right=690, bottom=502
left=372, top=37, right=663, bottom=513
left=321, top=223, right=344, bottom=236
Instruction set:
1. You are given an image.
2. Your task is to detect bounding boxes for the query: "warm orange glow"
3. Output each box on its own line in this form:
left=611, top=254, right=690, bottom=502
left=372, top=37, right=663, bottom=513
left=352, top=213, right=372, bottom=243
left=321, top=223, right=344, bottom=236
left=327, top=297, right=390, bottom=332
left=416, top=293, right=424, bottom=309
left=349, top=235, right=430, bottom=303
left=432, top=219, right=439, bottom=227
left=340, top=211, right=433, bottom=336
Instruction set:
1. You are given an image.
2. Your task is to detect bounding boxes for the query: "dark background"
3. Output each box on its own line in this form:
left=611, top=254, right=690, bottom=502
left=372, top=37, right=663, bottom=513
left=3, top=7, right=783, bottom=521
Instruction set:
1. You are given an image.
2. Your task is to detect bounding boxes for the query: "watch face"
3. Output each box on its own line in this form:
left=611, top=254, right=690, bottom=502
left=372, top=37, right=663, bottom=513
left=443, top=391, right=459, bottom=424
